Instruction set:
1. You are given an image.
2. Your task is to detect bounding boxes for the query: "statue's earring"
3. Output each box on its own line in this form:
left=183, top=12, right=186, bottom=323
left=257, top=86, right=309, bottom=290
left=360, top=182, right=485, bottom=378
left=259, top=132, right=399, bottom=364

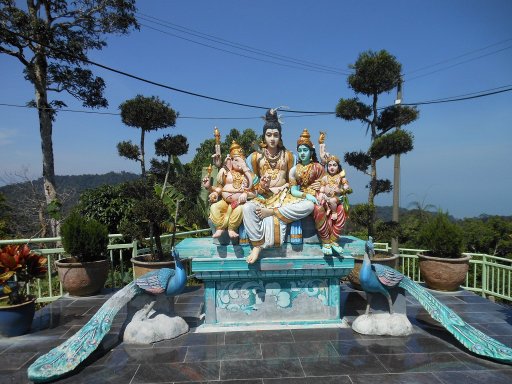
left=259, top=141, right=267, bottom=149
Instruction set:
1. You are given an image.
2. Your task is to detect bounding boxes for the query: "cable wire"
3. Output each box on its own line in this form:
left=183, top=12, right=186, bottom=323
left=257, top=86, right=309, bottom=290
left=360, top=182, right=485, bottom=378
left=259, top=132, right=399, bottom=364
left=140, top=22, right=344, bottom=76
left=0, top=26, right=334, bottom=114
left=404, top=44, right=512, bottom=82
left=405, top=37, right=512, bottom=76
left=137, top=12, right=349, bottom=75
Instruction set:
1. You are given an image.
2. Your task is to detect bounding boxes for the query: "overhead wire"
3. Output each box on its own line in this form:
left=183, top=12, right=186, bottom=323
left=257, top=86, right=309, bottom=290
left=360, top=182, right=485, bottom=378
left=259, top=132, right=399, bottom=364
left=140, top=22, right=344, bottom=76
left=404, top=37, right=512, bottom=76
left=1, top=27, right=511, bottom=117
left=0, top=103, right=332, bottom=119
left=136, top=12, right=349, bottom=75
left=0, top=26, right=332, bottom=114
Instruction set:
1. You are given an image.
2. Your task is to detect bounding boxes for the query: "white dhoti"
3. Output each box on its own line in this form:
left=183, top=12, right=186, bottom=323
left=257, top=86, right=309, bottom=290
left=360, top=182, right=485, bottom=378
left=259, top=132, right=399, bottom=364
left=242, top=192, right=314, bottom=248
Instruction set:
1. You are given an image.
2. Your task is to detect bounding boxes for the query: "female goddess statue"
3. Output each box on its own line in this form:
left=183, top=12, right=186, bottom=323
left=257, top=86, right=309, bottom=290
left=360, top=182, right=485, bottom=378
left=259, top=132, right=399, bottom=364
left=242, top=109, right=315, bottom=264
left=288, top=129, right=345, bottom=255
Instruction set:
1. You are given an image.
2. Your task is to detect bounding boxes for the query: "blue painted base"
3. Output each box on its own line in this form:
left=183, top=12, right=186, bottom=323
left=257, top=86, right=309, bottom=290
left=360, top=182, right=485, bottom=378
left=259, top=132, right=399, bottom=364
left=177, top=237, right=356, bottom=327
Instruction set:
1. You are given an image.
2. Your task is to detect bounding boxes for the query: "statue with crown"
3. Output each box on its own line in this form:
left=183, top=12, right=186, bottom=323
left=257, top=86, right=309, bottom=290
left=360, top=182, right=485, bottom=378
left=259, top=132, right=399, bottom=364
left=181, top=108, right=358, bottom=328
left=202, top=108, right=352, bottom=261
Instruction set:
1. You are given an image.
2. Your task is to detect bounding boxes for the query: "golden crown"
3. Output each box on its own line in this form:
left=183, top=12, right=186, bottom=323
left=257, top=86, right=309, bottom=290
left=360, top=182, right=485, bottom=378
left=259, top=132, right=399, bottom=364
left=229, top=140, right=245, bottom=158
left=325, top=154, right=340, bottom=164
left=297, top=128, right=313, bottom=148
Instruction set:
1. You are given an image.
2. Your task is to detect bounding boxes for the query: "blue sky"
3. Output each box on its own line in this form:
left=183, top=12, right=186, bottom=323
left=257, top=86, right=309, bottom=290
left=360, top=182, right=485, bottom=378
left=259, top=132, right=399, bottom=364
left=1, top=0, right=511, bottom=218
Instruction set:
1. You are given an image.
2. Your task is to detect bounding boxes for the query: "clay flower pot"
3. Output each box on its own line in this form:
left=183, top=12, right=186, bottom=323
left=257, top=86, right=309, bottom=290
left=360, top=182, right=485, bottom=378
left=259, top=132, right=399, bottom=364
left=55, top=258, right=110, bottom=296
left=418, top=252, right=470, bottom=291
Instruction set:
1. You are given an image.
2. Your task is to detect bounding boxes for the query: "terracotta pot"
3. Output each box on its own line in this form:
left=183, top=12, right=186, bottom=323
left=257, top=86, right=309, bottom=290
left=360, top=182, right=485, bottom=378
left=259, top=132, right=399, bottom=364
left=418, top=252, right=470, bottom=291
left=348, top=253, right=399, bottom=290
left=0, top=297, right=36, bottom=337
left=55, top=258, right=110, bottom=296
left=131, top=255, right=177, bottom=278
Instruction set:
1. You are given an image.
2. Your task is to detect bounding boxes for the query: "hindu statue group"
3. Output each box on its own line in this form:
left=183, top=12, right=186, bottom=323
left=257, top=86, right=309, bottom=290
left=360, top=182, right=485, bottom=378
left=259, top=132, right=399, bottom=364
left=202, top=109, right=352, bottom=264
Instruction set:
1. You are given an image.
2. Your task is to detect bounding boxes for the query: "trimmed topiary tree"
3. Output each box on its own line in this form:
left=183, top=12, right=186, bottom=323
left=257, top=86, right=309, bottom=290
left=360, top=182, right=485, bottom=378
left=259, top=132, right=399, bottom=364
left=335, top=50, right=419, bottom=236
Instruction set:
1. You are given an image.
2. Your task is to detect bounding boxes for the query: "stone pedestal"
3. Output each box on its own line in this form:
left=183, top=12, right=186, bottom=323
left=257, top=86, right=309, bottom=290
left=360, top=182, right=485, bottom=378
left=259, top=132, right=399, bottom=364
left=176, top=237, right=356, bottom=329
left=351, top=287, right=413, bottom=336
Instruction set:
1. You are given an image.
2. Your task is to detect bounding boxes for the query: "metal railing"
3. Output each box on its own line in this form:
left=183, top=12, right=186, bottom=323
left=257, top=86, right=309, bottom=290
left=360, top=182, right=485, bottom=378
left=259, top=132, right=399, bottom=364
left=374, top=242, right=512, bottom=302
left=0, top=229, right=210, bottom=303
left=2, top=236, right=511, bottom=303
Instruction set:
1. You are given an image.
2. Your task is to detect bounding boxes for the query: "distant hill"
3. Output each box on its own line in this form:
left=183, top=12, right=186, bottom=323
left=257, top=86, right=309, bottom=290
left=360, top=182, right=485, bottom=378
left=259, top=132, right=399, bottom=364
left=0, top=171, right=139, bottom=215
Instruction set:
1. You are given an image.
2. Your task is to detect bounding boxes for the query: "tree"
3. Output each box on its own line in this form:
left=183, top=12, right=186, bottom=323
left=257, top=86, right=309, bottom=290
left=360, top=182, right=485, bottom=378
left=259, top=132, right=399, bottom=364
left=153, top=134, right=189, bottom=197
left=189, top=128, right=259, bottom=179
left=76, top=184, right=134, bottom=234
left=0, top=192, right=12, bottom=238
left=0, top=0, right=139, bottom=236
left=118, top=95, right=177, bottom=178
left=335, top=50, right=419, bottom=236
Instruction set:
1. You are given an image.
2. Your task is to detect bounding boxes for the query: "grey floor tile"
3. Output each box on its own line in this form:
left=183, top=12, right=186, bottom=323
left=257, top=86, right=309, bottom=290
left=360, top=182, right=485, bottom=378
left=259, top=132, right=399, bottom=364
left=451, top=351, right=512, bottom=370
left=291, top=327, right=356, bottom=342
left=405, top=335, right=459, bottom=353
left=221, top=358, right=303, bottom=380
left=261, top=341, right=339, bottom=359
left=225, top=330, right=294, bottom=344
left=376, top=352, right=470, bottom=373
left=133, top=361, right=220, bottom=383
left=351, top=372, right=443, bottom=384
left=265, top=376, right=351, bottom=384
left=457, top=311, right=509, bottom=323
left=98, top=346, right=187, bottom=365
left=1, top=338, right=62, bottom=353
left=55, top=364, right=140, bottom=384
left=301, top=355, right=387, bottom=376
left=156, top=332, right=226, bottom=347
left=0, top=352, right=37, bottom=370
left=476, top=322, right=512, bottom=336
left=0, top=369, right=32, bottom=384
left=434, top=369, right=512, bottom=384
left=186, top=343, right=263, bottom=362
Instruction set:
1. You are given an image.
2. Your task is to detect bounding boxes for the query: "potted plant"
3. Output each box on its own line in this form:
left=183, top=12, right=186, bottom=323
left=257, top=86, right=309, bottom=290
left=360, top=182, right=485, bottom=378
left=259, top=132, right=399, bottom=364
left=0, top=244, right=47, bottom=336
left=417, top=211, right=469, bottom=291
left=56, top=212, right=110, bottom=296
left=120, top=179, right=182, bottom=277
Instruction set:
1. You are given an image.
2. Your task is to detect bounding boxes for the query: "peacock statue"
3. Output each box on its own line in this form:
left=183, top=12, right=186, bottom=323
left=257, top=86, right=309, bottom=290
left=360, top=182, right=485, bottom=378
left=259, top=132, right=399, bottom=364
left=359, top=236, right=512, bottom=364
left=27, top=248, right=187, bottom=383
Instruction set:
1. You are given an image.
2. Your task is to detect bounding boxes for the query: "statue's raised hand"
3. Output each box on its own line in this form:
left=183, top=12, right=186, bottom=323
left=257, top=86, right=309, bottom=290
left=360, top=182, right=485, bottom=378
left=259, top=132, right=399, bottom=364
left=211, top=153, right=222, bottom=168
left=202, top=176, right=211, bottom=190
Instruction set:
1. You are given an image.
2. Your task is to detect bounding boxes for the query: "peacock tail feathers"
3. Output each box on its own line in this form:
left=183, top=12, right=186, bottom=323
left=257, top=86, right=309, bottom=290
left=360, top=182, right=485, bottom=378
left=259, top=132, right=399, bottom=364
left=28, top=282, right=142, bottom=383
left=135, top=268, right=174, bottom=294
left=399, top=276, right=512, bottom=364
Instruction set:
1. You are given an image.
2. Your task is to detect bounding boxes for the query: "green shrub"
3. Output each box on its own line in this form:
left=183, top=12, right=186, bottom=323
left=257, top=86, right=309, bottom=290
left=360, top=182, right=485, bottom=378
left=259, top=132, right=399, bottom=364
left=418, top=211, right=463, bottom=258
left=61, top=212, right=109, bottom=262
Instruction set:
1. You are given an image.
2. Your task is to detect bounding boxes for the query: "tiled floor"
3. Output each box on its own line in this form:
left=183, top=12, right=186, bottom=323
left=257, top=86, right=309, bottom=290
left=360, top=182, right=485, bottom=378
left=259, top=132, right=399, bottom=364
left=1, top=284, right=512, bottom=384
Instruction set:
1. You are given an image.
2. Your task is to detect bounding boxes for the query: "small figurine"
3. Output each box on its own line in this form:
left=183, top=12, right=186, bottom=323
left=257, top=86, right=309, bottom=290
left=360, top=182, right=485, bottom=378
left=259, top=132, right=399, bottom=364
left=203, top=140, right=255, bottom=239
left=318, top=155, right=352, bottom=221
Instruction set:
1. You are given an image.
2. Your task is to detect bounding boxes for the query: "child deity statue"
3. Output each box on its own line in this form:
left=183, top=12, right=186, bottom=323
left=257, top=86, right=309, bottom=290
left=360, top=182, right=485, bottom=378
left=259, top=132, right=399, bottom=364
left=202, top=140, right=255, bottom=239
left=318, top=155, right=352, bottom=221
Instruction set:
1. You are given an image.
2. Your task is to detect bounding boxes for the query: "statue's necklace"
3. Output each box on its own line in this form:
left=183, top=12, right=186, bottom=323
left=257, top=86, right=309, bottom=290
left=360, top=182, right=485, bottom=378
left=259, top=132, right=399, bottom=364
left=297, top=163, right=314, bottom=186
left=327, top=174, right=340, bottom=187
left=231, top=170, right=244, bottom=190
left=263, top=149, right=282, bottom=180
